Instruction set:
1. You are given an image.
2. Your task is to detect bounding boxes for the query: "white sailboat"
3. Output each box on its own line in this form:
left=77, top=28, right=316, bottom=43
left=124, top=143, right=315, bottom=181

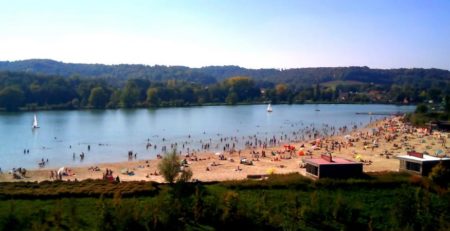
left=32, top=114, right=39, bottom=129
left=267, top=103, right=273, bottom=112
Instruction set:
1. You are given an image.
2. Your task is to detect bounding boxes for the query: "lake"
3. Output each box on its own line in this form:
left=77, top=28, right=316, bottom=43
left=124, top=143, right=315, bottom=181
left=0, top=104, right=415, bottom=170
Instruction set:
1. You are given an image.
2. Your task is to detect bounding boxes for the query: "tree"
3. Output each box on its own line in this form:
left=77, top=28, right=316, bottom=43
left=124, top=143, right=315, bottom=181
left=107, top=89, right=121, bottom=108
left=444, top=95, right=450, bottom=113
left=223, top=76, right=259, bottom=102
left=429, top=161, right=450, bottom=188
left=225, top=91, right=238, bottom=105
left=415, top=104, right=428, bottom=114
left=314, top=84, right=321, bottom=101
left=275, top=83, right=288, bottom=102
left=158, top=150, right=181, bottom=184
left=120, top=83, right=140, bottom=108
left=178, top=168, right=193, bottom=183
left=157, top=149, right=193, bottom=183
left=71, top=98, right=80, bottom=109
left=88, top=87, right=109, bottom=108
left=146, top=87, right=160, bottom=106
left=0, top=86, right=25, bottom=111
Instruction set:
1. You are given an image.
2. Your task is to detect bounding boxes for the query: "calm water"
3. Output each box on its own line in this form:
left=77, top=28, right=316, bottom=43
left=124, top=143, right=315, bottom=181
left=0, top=104, right=415, bottom=170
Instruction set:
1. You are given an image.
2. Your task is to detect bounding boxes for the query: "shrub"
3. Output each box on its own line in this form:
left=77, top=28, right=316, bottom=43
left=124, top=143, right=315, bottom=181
left=415, top=104, right=428, bottom=114
left=158, top=149, right=192, bottom=184
left=178, top=168, right=193, bottom=183
left=429, top=161, right=450, bottom=188
left=158, top=150, right=181, bottom=184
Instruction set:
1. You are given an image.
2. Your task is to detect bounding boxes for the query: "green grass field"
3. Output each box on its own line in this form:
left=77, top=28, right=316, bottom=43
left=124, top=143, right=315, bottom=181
left=0, top=173, right=449, bottom=231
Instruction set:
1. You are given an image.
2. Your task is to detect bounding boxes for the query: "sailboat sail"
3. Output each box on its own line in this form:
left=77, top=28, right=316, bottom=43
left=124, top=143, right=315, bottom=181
left=267, top=103, right=273, bottom=112
left=32, top=114, right=39, bottom=128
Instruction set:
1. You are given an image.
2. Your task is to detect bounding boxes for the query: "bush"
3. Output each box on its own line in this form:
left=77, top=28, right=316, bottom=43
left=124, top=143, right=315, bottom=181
left=158, top=149, right=192, bottom=183
left=415, top=104, right=429, bottom=114
left=429, top=161, right=450, bottom=188
left=158, top=150, right=181, bottom=183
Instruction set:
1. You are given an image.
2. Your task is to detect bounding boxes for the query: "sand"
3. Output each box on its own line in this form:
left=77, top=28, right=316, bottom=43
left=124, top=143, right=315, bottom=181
left=1, top=116, right=448, bottom=182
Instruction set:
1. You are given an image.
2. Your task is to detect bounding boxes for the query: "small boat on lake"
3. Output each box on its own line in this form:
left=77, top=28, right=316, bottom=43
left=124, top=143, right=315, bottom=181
left=267, top=103, right=273, bottom=112
left=32, top=114, right=39, bottom=129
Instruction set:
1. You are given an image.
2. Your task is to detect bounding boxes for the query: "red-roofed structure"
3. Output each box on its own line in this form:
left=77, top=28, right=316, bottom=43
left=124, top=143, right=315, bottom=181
left=397, top=152, right=450, bottom=176
left=303, top=155, right=363, bottom=179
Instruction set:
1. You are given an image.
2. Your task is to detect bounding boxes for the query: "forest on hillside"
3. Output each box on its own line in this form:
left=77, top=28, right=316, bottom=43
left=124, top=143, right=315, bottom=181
left=0, top=60, right=449, bottom=111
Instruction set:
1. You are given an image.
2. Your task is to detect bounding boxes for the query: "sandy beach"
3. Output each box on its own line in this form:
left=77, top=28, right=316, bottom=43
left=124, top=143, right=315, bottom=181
left=1, top=116, right=448, bottom=182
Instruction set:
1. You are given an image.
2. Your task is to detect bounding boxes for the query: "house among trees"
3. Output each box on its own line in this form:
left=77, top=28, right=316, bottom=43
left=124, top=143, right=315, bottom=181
left=304, top=154, right=363, bottom=179
left=397, top=151, right=450, bottom=176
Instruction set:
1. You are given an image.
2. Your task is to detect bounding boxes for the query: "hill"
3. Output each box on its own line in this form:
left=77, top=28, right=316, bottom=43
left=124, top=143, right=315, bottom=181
left=1, top=59, right=449, bottom=88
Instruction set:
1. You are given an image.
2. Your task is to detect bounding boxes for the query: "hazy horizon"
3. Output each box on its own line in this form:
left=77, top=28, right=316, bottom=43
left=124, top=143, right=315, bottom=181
left=1, top=0, right=449, bottom=70
left=2, top=58, right=450, bottom=71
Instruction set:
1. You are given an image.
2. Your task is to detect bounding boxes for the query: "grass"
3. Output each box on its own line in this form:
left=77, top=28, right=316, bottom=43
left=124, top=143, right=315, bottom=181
left=0, top=180, right=158, bottom=199
left=0, top=172, right=449, bottom=230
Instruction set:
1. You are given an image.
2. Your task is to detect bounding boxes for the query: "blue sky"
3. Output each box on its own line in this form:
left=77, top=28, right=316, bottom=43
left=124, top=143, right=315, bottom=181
left=0, top=0, right=449, bottom=69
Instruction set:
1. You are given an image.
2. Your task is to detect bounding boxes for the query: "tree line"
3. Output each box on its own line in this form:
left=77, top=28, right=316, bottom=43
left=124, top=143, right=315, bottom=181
left=0, top=70, right=449, bottom=111
left=1, top=60, right=449, bottom=88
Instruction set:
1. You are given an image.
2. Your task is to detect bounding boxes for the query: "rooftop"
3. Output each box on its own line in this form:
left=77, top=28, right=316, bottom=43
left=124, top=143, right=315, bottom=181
left=304, top=157, right=361, bottom=165
left=397, top=154, right=450, bottom=162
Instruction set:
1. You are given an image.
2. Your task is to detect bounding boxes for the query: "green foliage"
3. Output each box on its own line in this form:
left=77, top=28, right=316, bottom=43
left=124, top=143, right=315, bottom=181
left=445, top=95, right=450, bottom=113
left=146, top=87, right=160, bottom=106
left=0, top=172, right=450, bottom=230
left=429, top=161, right=450, bottom=188
left=178, top=168, right=193, bottom=183
left=0, top=86, right=25, bottom=110
left=0, top=62, right=450, bottom=110
left=120, top=82, right=140, bottom=108
left=158, top=150, right=181, bottom=183
left=225, top=91, right=238, bottom=105
left=416, top=104, right=429, bottom=113
left=0, top=180, right=157, bottom=199
left=107, top=90, right=121, bottom=108
left=88, top=86, right=109, bottom=108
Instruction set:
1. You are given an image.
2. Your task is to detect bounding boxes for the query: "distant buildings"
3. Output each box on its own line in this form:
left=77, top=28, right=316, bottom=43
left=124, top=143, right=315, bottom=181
left=304, top=154, right=363, bottom=179
left=397, top=151, right=450, bottom=176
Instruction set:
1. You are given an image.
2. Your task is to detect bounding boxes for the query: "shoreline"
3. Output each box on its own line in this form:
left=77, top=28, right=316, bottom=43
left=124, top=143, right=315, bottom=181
left=3, top=102, right=415, bottom=113
left=1, top=115, right=447, bottom=183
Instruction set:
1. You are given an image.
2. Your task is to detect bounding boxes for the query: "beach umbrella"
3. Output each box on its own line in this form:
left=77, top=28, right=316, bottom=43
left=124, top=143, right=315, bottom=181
left=57, top=167, right=65, bottom=175
left=435, top=149, right=444, bottom=156
left=266, top=168, right=276, bottom=175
